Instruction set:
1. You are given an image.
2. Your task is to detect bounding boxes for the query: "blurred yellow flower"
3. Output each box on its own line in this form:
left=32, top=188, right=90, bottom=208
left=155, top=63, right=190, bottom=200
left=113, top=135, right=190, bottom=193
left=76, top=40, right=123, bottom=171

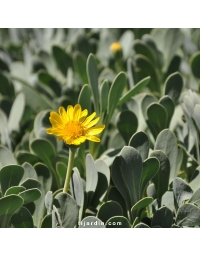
left=110, top=42, right=122, bottom=53
left=110, top=42, right=123, bottom=60
left=46, top=104, right=105, bottom=146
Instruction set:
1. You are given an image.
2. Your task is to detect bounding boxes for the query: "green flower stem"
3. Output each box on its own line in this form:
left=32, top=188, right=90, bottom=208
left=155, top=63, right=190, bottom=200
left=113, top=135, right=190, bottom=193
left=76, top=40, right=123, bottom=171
left=63, top=147, right=77, bottom=193
left=116, top=60, right=124, bottom=73
left=89, top=141, right=100, bottom=159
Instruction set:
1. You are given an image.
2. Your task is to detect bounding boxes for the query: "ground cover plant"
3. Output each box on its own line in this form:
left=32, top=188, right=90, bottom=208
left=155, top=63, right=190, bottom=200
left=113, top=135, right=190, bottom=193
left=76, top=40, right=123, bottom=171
left=0, top=28, right=200, bottom=228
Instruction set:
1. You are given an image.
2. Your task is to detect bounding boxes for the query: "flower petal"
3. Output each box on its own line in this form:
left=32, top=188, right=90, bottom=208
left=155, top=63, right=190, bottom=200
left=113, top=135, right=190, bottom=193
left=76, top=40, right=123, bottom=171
left=86, top=135, right=100, bottom=142
left=49, top=117, right=63, bottom=128
left=84, top=117, right=100, bottom=129
left=86, top=125, right=105, bottom=135
left=64, top=136, right=74, bottom=145
left=59, top=106, right=68, bottom=122
left=47, top=128, right=66, bottom=136
left=50, top=112, right=63, bottom=125
left=79, top=109, right=88, bottom=122
left=73, top=104, right=82, bottom=121
left=67, top=105, right=74, bottom=121
left=82, top=112, right=96, bottom=126
left=71, top=136, right=87, bottom=145
left=46, top=128, right=53, bottom=134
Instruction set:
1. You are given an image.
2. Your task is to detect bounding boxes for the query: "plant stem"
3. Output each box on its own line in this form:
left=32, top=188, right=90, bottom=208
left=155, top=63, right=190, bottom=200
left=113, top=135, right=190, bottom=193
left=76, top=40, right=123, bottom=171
left=89, top=141, right=97, bottom=159
left=63, top=148, right=76, bottom=193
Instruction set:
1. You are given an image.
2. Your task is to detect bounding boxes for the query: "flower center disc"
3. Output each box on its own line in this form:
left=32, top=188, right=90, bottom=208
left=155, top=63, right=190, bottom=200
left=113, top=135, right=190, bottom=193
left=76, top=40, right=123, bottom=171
left=65, top=121, right=84, bottom=138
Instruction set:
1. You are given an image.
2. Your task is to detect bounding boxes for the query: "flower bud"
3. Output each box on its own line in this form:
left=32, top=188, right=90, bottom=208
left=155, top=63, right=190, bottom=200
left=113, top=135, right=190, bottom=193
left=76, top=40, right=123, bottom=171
left=109, top=42, right=123, bottom=60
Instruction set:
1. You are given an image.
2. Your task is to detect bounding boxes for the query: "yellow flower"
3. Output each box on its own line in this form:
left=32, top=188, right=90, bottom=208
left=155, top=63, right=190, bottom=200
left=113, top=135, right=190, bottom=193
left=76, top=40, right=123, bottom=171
left=110, top=42, right=122, bottom=53
left=46, top=104, right=105, bottom=146
left=109, top=42, right=123, bottom=59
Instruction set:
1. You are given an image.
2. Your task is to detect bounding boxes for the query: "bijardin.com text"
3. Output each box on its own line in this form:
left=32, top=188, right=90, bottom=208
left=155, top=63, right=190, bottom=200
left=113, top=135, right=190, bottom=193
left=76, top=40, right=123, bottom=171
left=78, top=220, right=122, bottom=227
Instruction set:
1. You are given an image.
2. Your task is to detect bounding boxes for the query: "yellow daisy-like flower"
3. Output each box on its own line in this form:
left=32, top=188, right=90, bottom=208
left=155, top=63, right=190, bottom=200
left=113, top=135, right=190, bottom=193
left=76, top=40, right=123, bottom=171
left=110, top=42, right=122, bottom=53
left=109, top=42, right=123, bottom=60
left=46, top=104, right=105, bottom=146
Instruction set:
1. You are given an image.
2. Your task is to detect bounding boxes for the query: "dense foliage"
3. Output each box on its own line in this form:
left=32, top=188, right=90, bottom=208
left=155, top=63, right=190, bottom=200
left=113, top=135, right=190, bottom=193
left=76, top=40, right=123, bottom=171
left=0, top=28, right=200, bottom=228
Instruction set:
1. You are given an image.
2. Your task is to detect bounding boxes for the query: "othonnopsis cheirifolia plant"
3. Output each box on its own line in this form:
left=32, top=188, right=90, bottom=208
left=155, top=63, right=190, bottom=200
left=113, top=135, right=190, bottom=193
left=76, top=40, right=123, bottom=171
left=1, top=28, right=200, bottom=228
left=46, top=104, right=105, bottom=193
